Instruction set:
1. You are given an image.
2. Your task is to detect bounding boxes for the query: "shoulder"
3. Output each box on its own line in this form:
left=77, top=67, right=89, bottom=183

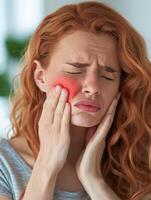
left=0, top=138, right=13, bottom=198
left=0, top=136, right=35, bottom=169
left=0, top=136, right=33, bottom=170
left=0, top=137, right=19, bottom=172
left=8, top=136, right=35, bottom=168
left=0, top=136, right=21, bottom=159
left=0, top=137, right=32, bottom=197
left=0, top=137, right=32, bottom=199
left=0, top=137, right=11, bottom=163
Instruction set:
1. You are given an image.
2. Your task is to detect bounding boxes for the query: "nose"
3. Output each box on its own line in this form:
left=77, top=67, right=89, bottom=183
left=81, top=70, right=101, bottom=98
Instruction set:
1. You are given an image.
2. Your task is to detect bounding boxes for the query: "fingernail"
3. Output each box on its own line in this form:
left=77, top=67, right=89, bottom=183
left=55, top=85, right=62, bottom=93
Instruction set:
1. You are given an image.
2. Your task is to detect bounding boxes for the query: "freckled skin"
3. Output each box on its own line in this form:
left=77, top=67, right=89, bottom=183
left=51, top=75, right=81, bottom=103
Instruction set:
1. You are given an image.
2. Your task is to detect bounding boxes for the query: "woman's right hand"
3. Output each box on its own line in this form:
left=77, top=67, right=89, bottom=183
left=37, top=85, right=71, bottom=175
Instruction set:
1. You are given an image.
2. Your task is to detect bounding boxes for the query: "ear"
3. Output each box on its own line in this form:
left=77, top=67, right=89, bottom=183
left=33, top=60, right=48, bottom=93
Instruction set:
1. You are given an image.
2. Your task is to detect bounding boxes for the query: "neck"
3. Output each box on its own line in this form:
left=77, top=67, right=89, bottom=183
left=67, top=123, right=88, bottom=166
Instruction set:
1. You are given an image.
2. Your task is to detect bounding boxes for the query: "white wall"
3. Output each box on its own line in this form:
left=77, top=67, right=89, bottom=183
left=0, top=0, right=45, bottom=138
left=0, top=0, right=7, bottom=72
left=44, top=0, right=151, bottom=60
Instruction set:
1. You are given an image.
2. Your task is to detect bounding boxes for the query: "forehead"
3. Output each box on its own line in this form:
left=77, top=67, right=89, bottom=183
left=50, top=30, right=120, bottom=72
left=55, top=30, right=117, bottom=56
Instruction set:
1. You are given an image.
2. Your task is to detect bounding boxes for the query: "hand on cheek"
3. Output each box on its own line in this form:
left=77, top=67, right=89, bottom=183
left=50, top=75, right=81, bottom=103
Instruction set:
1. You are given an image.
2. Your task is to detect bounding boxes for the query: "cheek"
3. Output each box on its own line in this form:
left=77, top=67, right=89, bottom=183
left=50, top=75, right=81, bottom=103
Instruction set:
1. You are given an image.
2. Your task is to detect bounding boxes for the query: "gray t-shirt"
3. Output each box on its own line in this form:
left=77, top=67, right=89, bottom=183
left=0, top=138, right=90, bottom=200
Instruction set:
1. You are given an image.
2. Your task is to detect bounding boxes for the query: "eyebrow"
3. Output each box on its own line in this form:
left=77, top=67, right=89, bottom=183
left=65, top=62, right=119, bottom=73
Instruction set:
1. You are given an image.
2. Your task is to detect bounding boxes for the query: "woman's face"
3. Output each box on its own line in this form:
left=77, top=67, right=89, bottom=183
left=40, top=30, right=121, bottom=127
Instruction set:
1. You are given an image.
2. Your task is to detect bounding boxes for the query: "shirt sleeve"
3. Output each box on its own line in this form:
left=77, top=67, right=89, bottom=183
left=0, top=169, right=12, bottom=197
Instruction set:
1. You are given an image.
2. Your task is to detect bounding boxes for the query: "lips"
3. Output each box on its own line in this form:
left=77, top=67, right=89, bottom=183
left=74, top=100, right=101, bottom=113
left=75, top=100, right=101, bottom=108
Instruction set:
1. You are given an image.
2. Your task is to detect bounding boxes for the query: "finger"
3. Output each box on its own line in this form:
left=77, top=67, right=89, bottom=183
left=60, top=102, right=71, bottom=141
left=90, top=114, right=112, bottom=146
left=90, top=96, right=120, bottom=144
left=42, top=85, right=62, bottom=124
left=107, top=95, right=119, bottom=115
left=53, top=88, right=68, bottom=131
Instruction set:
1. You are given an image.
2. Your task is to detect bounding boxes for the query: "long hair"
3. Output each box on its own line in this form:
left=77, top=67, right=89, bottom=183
left=10, top=2, right=151, bottom=199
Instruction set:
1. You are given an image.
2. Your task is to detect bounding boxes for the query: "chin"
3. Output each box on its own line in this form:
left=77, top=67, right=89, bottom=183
left=71, top=114, right=101, bottom=127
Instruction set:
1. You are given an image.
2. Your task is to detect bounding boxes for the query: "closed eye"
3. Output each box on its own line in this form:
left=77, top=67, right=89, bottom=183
left=66, top=72, right=82, bottom=74
left=102, top=76, right=114, bottom=81
left=65, top=72, right=114, bottom=81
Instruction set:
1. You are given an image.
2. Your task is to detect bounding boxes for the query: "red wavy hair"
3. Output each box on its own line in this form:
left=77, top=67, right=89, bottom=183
left=9, top=1, right=151, bottom=199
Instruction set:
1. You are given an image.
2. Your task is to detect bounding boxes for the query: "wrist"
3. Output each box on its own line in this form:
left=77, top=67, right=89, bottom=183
left=81, top=175, right=104, bottom=192
left=82, top=177, right=120, bottom=200
left=36, top=152, right=58, bottom=178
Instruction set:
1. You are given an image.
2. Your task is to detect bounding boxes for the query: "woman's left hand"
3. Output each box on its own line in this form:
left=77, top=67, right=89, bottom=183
left=76, top=93, right=121, bottom=183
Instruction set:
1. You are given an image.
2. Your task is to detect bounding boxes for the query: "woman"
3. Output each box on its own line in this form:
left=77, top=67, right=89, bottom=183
left=0, top=1, right=151, bottom=200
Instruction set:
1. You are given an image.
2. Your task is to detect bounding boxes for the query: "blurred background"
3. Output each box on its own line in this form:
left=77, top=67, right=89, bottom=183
left=0, top=0, right=151, bottom=138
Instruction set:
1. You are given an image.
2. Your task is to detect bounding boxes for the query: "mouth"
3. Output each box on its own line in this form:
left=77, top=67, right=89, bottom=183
left=75, top=101, right=100, bottom=112
left=76, top=104, right=100, bottom=112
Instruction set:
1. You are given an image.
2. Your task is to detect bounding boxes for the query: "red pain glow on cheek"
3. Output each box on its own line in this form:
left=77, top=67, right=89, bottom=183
left=50, top=75, right=81, bottom=103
